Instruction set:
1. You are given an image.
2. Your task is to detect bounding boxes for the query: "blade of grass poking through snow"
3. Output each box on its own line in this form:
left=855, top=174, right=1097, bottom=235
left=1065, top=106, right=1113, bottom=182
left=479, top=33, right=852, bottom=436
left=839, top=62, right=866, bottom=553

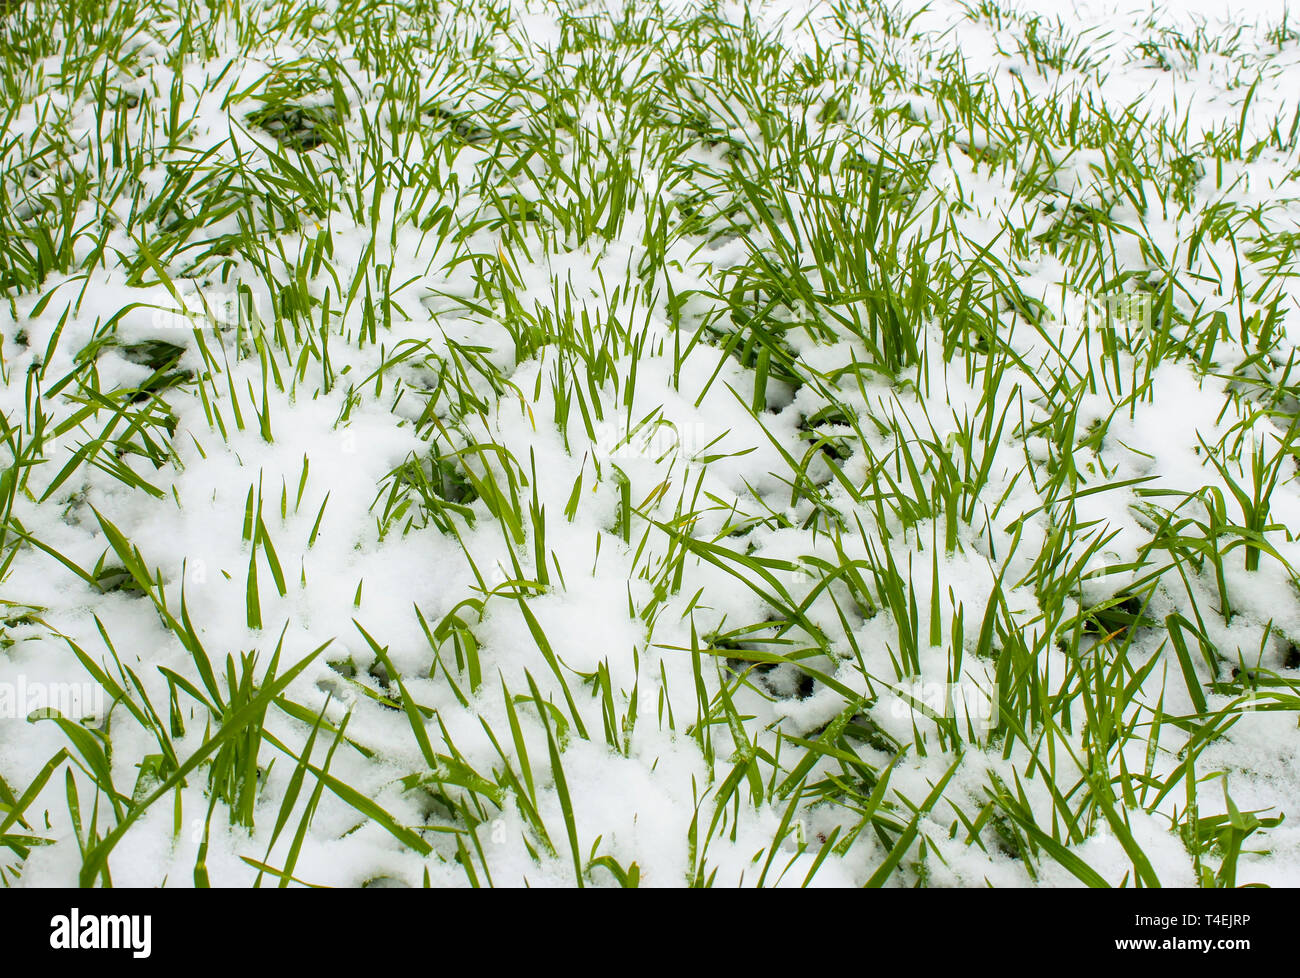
left=251, top=694, right=333, bottom=887
left=262, top=726, right=434, bottom=859
left=991, top=787, right=1111, bottom=888
left=0, top=751, right=70, bottom=837
left=864, top=757, right=960, bottom=888
left=354, top=619, right=437, bottom=767
left=525, top=671, right=582, bottom=887
left=1166, top=614, right=1209, bottom=715
left=78, top=643, right=326, bottom=886
left=515, top=598, right=589, bottom=741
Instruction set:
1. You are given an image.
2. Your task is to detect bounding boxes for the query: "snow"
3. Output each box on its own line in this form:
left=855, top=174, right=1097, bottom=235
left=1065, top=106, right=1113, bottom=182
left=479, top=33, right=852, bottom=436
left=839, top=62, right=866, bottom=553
left=1, top=0, right=1299, bottom=887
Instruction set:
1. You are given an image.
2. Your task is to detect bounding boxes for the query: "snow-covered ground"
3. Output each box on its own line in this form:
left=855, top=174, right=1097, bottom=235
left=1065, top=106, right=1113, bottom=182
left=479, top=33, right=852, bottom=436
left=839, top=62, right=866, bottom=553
left=1, top=0, right=1299, bottom=886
